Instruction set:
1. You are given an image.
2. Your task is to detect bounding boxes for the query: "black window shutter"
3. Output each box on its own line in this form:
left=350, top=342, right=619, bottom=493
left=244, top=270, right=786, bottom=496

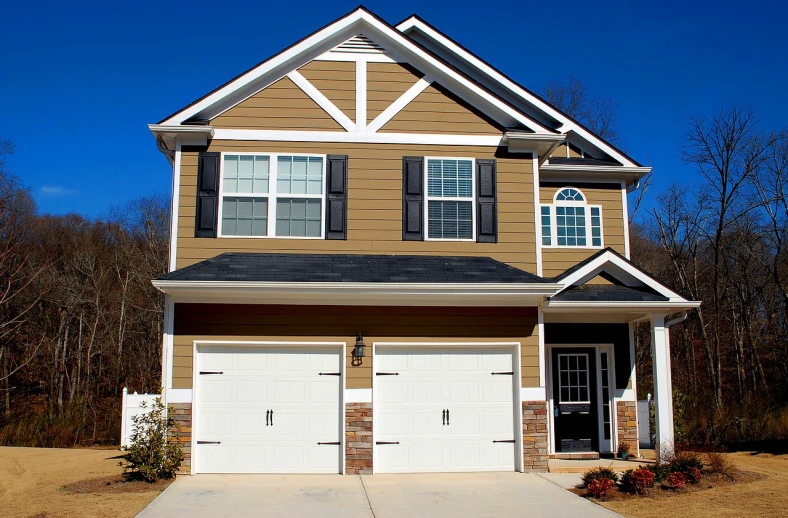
left=476, top=158, right=497, bottom=243
left=402, top=156, right=424, bottom=241
left=195, top=152, right=220, bottom=238
left=325, top=155, right=348, bottom=240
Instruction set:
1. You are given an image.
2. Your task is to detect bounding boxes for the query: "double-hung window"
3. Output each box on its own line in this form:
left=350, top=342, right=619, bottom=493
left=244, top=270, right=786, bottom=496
left=425, top=157, right=475, bottom=240
left=220, top=153, right=325, bottom=238
left=541, top=187, right=603, bottom=247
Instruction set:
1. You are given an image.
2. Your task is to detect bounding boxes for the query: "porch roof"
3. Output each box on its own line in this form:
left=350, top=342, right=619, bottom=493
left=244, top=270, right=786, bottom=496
left=551, top=284, right=669, bottom=302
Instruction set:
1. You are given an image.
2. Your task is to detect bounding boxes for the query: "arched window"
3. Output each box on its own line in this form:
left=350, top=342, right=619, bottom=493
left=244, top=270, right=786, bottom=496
left=541, top=187, right=603, bottom=247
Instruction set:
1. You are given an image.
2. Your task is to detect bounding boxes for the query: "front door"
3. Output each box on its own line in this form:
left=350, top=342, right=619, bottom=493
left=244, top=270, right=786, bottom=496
left=551, top=348, right=598, bottom=453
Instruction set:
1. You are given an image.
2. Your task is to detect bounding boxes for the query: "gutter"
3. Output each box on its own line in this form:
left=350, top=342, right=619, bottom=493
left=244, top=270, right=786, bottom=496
left=665, top=311, right=688, bottom=328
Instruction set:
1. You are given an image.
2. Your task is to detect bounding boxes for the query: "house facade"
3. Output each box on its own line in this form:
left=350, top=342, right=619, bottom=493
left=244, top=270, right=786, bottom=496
left=150, top=7, right=699, bottom=475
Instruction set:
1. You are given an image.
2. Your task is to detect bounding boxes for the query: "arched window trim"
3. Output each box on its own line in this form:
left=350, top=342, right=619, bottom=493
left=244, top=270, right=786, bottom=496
left=541, top=187, right=604, bottom=249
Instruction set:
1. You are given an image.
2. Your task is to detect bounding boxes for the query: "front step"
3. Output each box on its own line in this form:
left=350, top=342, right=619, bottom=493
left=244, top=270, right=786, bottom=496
left=548, top=458, right=649, bottom=473
left=549, top=452, right=600, bottom=460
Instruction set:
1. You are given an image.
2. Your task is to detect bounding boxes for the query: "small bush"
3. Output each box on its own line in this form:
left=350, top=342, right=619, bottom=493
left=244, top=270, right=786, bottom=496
left=121, top=398, right=181, bottom=482
left=586, top=478, right=615, bottom=499
left=647, top=463, right=671, bottom=482
left=706, top=452, right=735, bottom=479
left=621, top=467, right=655, bottom=494
left=581, top=466, right=619, bottom=487
left=665, top=471, right=687, bottom=490
left=669, top=450, right=704, bottom=475
left=685, top=466, right=702, bottom=484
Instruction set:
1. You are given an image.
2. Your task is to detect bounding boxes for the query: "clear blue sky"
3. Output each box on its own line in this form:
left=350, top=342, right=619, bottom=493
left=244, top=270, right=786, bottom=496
left=2, top=0, right=786, bottom=220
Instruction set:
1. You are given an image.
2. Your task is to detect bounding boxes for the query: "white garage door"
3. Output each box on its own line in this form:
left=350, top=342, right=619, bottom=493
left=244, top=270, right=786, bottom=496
left=194, top=346, right=342, bottom=474
left=375, top=348, right=517, bottom=473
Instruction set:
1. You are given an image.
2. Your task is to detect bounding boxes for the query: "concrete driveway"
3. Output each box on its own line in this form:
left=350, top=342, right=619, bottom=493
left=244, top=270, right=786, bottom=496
left=137, top=472, right=620, bottom=518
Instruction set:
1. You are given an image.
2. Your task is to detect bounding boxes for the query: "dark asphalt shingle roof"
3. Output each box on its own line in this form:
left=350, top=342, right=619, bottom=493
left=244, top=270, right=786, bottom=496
left=551, top=284, right=669, bottom=302
left=157, top=253, right=550, bottom=284
left=548, top=157, right=622, bottom=167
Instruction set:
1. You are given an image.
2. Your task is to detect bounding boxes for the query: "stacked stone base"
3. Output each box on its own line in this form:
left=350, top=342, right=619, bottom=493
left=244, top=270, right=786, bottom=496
left=169, top=402, right=192, bottom=474
left=345, top=402, right=372, bottom=474
left=522, top=401, right=549, bottom=472
left=616, top=400, right=638, bottom=457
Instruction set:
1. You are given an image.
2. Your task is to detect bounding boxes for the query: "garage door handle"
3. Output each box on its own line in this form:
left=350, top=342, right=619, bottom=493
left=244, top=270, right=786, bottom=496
left=317, top=442, right=341, bottom=445
left=442, top=409, right=446, bottom=425
left=197, top=441, right=222, bottom=444
left=270, top=410, right=274, bottom=426
left=376, top=441, right=400, bottom=445
left=266, top=410, right=270, bottom=426
left=493, top=440, right=516, bottom=443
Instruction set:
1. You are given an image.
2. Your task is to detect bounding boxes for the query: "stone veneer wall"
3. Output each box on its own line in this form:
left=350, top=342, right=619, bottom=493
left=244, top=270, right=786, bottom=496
left=345, top=402, right=373, bottom=474
left=522, top=401, right=549, bottom=472
left=169, top=403, right=192, bottom=474
left=616, top=400, right=638, bottom=457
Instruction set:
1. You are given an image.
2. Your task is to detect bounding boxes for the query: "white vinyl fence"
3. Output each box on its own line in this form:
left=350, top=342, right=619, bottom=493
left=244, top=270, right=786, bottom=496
left=637, top=395, right=654, bottom=449
left=120, top=387, right=161, bottom=448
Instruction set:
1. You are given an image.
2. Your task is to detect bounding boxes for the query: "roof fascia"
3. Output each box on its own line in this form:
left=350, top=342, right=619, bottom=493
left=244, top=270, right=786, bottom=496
left=152, top=280, right=564, bottom=306
left=157, top=8, right=553, bottom=134
left=544, top=300, right=702, bottom=312
left=396, top=16, right=642, bottom=167
left=540, top=164, right=651, bottom=183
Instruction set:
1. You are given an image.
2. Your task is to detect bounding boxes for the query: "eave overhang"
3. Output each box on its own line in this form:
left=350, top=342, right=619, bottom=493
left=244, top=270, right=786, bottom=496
left=543, top=300, right=701, bottom=312
left=149, top=124, right=215, bottom=150
left=541, top=163, right=652, bottom=184
left=152, top=280, right=564, bottom=307
left=502, top=132, right=566, bottom=162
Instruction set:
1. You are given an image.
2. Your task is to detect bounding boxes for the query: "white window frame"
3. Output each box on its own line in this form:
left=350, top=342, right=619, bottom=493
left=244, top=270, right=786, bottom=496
left=541, top=187, right=604, bottom=249
left=423, top=156, right=476, bottom=242
left=557, top=353, right=592, bottom=405
left=217, top=152, right=327, bottom=239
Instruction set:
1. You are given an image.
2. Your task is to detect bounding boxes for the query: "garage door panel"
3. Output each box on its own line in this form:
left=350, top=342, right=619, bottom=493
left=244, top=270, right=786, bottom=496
left=376, top=348, right=516, bottom=474
left=235, top=412, right=267, bottom=435
left=236, top=381, right=267, bottom=402
left=195, top=347, right=341, bottom=474
left=483, top=381, right=513, bottom=402
left=199, top=380, right=232, bottom=403
left=309, top=381, right=340, bottom=403
left=274, top=381, right=305, bottom=403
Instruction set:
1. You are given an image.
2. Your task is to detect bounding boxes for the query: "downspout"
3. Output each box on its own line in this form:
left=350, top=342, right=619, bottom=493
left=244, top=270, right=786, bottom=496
left=155, top=136, right=175, bottom=165
left=665, top=312, right=688, bottom=328
left=626, top=178, right=640, bottom=193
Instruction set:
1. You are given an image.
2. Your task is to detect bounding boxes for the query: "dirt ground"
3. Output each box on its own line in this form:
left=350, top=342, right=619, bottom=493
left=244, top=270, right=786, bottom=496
left=0, top=446, right=169, bottom=518
left=601, top=451, right=788, bottom=517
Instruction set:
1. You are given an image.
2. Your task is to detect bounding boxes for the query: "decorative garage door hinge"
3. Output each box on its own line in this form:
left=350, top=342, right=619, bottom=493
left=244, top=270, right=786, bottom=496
left=492, top=439, right=516, bottom=443
left=199, top=371, right=224, bottom=375
left=317, top=441, right=341, bottom=445
left=318, top=372, right=341, bottom=376
left=375, top=372, right=399, bottom=376
left=490, top=371, right=514, bottom=375
left=375, top=441, right=400, bottom=445
left=197, top=440, right=222, bottom=444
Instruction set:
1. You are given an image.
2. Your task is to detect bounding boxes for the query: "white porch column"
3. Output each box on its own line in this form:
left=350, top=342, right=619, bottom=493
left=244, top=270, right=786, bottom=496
left=651, top=314, right=674, bottom=462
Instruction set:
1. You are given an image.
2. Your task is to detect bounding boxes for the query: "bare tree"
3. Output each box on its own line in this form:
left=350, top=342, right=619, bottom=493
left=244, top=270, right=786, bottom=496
left=542, top=75, right=621, bottom=144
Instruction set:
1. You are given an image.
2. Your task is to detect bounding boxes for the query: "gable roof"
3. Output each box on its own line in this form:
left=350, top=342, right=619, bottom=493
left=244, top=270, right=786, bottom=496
left=157, top=252, right=551, bottom=284
left=395, top=14, right=642, bottom=167
left=156, top=6, right=554, bottom=135
left=550, top=247, right=697, bottom=307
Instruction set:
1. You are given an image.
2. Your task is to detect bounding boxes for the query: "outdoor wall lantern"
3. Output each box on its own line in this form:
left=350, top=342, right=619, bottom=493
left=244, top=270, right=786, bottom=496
left=352, top=333, right=366, bottom=366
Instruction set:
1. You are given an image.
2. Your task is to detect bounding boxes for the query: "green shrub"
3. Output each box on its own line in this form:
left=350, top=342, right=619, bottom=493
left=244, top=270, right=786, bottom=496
left=586, top=478, right=615, bottom=499
left=647, top=463, right=671, bottom=482
left=621, top=467, right=655, bottom=494
left=121, top=398, right=181, bottom=482
left=581, top=466, right=620, bottom=487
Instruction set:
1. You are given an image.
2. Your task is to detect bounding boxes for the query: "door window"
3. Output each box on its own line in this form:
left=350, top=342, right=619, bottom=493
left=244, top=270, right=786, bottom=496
left=558, top=354, right=590, bottom=403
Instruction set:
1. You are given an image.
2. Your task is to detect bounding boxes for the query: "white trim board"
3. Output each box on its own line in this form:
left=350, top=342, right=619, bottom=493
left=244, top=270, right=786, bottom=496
left=287, top=71, right=355, bottom=132
left=367, top=77, right=432, bottom=133
left=210, top=128, right=504, bottom=146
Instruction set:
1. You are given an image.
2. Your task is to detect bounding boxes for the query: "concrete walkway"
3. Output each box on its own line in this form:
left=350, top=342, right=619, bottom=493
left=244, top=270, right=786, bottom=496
left=137, top=472, right=621, bottom=518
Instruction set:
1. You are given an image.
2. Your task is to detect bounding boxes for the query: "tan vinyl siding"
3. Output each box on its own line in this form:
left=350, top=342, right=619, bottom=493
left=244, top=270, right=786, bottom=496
left=378, top=83, right=503, bottom=135
left=172, top=305, right=539, bottom=390
left=539, top=184, right=626, bottom=277
left=366, top=62, right=423, bottom=123
left=550, top=143, right=568, bottom=158
left=176, top=141, right=537, bottom=272
left=297, top=60, right=355, bottom=122
left=211, top=77, right=344, bottom=130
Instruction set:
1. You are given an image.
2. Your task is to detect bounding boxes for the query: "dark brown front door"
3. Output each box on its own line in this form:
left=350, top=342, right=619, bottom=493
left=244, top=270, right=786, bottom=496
left=551, top=348, right=598, bottom=453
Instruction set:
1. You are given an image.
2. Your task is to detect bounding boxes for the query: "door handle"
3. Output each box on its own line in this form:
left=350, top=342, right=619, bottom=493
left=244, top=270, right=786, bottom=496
left=446, top=409, right=450, bottom=426
left=266, top=410, right=271, bottom=426
left=270, top=410, right=274, bottom=426
left=442, top=409, right=446, bottom=425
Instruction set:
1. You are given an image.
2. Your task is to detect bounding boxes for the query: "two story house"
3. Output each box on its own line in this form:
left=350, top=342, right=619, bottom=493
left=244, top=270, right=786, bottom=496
left=150, top=7, right=699, bottom=475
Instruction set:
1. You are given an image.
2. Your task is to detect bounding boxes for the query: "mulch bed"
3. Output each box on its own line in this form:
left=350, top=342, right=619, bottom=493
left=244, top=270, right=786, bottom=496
left=63, top=475, right=173, bottom=494
left=570, top=470, right=765, bottom=502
